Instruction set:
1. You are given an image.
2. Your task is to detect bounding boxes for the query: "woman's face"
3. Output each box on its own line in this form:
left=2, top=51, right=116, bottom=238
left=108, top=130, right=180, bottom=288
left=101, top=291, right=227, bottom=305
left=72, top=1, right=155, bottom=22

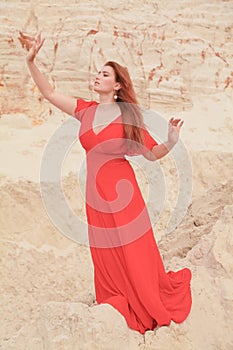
left=94, top=65, right=119, bottom=95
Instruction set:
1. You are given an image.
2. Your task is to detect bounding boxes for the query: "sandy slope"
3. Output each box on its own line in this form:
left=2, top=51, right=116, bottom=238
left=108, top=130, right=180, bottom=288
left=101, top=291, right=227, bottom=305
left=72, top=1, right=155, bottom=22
left=1, top=93, right=233, bottom=349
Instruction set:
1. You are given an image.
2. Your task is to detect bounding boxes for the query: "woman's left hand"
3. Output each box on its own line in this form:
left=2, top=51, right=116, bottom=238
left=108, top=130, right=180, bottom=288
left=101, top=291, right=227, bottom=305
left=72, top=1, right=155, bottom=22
left=167, top=117, right=184, bottom=145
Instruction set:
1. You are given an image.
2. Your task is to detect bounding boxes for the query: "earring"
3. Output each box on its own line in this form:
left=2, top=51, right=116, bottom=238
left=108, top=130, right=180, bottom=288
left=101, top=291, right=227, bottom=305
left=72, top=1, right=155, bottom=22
left=114, top=91, right=118, bottom=100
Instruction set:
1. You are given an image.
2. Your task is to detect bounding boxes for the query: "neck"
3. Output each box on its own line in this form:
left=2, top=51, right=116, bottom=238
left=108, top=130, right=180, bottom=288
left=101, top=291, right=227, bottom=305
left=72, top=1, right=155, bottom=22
left=99, top=93, right=115, bottom=105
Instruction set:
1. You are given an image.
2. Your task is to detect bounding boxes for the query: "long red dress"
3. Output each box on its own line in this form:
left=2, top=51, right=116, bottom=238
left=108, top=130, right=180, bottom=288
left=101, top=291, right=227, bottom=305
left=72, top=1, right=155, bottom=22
left=75, top=99, right=192, bottom=334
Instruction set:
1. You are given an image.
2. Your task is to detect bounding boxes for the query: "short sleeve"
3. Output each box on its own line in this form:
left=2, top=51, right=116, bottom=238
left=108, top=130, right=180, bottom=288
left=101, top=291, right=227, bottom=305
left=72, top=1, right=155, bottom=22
left=142, top=127, right=158, bottom=151
left=126, top=126, right=158, bottom=156
left=74, top=98, right=98, bottom=122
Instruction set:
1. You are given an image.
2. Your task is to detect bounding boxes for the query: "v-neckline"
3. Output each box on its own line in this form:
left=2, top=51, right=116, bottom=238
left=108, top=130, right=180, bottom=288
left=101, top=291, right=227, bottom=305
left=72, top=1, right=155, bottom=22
left=91, top=104, right=122, bottom=136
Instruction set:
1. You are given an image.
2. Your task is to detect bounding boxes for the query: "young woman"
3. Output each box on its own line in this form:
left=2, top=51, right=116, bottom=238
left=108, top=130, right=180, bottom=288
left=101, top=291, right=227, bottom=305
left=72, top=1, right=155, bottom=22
left=19, top=32, right=192, bottom=334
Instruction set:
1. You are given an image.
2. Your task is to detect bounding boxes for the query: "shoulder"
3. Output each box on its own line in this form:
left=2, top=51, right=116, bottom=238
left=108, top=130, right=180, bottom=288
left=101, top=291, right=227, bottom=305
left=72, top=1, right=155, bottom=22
left=74, top=98, right=98, bottom=121
left=75, top=98, right=98, bottom=113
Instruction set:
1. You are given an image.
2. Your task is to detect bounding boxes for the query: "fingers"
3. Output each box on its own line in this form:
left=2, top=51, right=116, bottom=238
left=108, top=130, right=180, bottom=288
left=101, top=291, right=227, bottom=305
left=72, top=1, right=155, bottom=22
left=169, top=117, right=181, bottom=125
left=19, top=31, right=35, bottom=40
left=19, top=31, right=44, bottom=44
left=169, top=117, right=184, bottom=128
left=34, top=32, right=45, bottom=48
left=36, top=35, right=45, bottom=52
left=19, top=31, right=45, bottom=52
left=18, top=31, right=35, bottom=51
left=179, top=120, right=184, bottom=128
left=37, top=37, right=45, bottom=51
left=36, top=32, right=41, bottom=44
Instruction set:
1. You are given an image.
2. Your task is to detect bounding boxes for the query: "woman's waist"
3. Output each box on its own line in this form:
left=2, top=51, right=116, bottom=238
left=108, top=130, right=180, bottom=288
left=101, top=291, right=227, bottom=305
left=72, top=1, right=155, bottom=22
left=86, top=154, right=128, bottom=164
left=86, top=156, right=133, bottom=176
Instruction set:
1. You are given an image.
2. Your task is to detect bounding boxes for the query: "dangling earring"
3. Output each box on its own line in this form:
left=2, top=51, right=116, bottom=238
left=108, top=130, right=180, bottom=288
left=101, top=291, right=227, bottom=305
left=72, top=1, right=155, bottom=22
left=114, top=90, right=118, bottom=100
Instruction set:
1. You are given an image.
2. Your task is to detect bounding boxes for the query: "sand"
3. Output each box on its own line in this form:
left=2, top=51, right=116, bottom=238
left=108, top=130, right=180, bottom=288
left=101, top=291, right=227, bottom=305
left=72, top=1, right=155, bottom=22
left=1, top=92, right=232, bottom=349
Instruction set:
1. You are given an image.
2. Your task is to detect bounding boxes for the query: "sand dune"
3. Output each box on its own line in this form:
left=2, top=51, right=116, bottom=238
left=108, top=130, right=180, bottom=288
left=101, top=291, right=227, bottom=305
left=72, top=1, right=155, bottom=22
left=1, top=109, right=232, bottom=348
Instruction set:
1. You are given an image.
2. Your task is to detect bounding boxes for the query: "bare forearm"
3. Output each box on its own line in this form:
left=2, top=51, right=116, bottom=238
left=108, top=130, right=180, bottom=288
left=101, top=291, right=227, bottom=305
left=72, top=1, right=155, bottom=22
left=21, top=32, right=76, bottom=116
left=26, top=60, right=54, bottom=98
left=149, top=141, right=175, bottom=161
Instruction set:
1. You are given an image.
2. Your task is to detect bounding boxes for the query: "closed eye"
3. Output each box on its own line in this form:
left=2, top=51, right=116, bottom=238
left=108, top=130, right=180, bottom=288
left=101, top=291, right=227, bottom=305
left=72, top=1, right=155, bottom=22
left=97, top=70, right=110, bottom=77
left=102, top=70, right=110, bottom=76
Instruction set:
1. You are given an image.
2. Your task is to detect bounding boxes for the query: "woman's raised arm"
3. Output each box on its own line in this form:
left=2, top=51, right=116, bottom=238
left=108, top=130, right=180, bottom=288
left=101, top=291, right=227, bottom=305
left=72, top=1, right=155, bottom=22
left=19, top=32, right=77, bottom=117
left=143, top=117, right=184, bottom=161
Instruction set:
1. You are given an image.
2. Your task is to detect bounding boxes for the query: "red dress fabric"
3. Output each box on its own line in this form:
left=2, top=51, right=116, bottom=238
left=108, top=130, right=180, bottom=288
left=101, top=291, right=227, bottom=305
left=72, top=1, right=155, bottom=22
left=75, top=99, right=192, bottom=334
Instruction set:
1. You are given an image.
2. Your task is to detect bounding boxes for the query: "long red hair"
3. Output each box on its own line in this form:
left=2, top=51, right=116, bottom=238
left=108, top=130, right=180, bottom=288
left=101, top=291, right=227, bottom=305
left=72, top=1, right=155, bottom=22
left=104, top=61, right=145, bottom=152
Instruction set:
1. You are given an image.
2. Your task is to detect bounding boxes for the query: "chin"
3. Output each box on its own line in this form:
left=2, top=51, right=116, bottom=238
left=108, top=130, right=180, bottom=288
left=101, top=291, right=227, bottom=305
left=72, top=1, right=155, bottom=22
left=93, top=86, right=100, bottom=93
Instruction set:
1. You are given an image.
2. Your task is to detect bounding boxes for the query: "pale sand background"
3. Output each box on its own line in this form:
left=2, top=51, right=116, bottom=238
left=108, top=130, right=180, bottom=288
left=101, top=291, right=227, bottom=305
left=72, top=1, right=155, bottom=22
left=0, top=1, right=233, bottom=349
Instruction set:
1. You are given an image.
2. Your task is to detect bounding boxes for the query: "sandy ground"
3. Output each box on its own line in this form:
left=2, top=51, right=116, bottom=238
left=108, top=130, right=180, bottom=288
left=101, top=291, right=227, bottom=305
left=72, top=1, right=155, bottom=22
left=1, top=92, right=233, bottom=349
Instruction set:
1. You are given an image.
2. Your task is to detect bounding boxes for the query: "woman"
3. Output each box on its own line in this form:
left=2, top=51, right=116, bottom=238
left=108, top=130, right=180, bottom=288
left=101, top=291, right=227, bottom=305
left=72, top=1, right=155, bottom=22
left=19, top=32, right=192, bottom=334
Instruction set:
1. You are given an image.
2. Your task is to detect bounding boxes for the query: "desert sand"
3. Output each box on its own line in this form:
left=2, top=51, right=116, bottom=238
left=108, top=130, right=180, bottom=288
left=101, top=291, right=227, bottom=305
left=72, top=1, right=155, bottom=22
left=1, top=1, right=233, bottom=349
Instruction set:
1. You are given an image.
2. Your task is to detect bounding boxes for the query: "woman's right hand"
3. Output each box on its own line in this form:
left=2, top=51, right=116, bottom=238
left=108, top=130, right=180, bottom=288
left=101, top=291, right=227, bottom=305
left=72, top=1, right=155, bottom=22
left=19, top=32, right=45, bottom=63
